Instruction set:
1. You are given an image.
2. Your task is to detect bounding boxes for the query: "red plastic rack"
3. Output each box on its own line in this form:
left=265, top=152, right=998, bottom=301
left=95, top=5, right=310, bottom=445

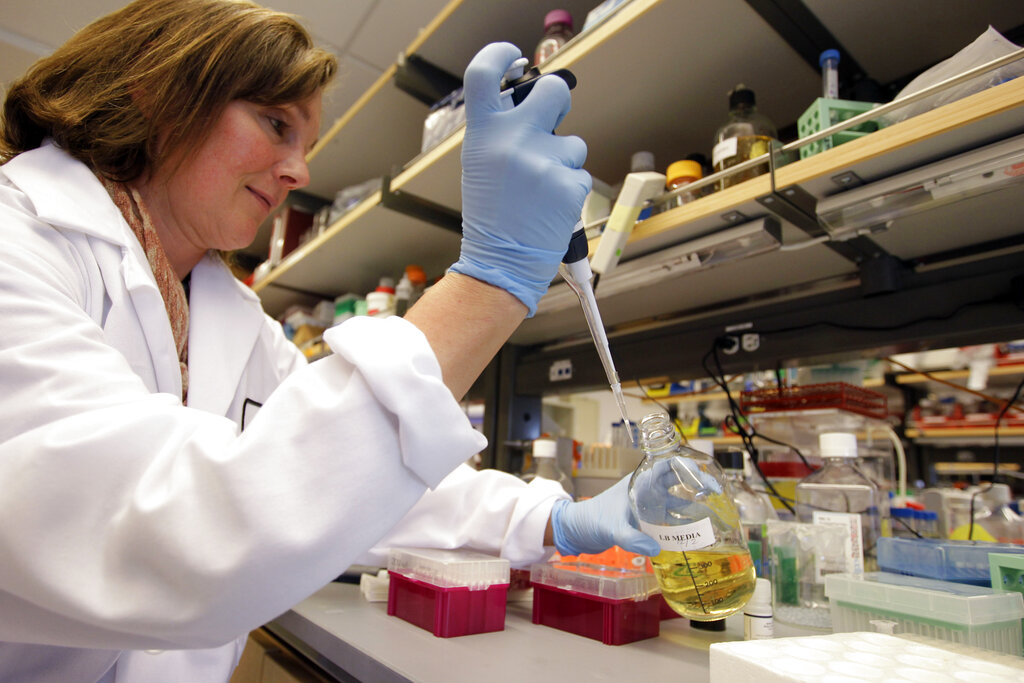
left=739, top=382, right=887, bottom=420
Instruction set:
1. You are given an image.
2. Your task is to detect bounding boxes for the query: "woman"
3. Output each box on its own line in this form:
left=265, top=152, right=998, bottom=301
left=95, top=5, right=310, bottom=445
left=0, top=1, right=657, bottom=681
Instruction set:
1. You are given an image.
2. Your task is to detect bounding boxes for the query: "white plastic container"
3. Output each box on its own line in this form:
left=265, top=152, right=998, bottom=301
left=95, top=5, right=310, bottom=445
left=825, top=571, right=1024, bottom=656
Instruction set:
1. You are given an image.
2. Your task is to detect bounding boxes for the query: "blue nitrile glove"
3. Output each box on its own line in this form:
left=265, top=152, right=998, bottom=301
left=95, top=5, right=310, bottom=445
left=550, top=475, right=661, bottom=556
left=449, top=42, right=592, bottom=317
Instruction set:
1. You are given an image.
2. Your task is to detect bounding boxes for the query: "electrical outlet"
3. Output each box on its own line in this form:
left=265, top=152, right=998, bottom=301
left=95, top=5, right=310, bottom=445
left=742, top=333, right=760, bottom=352
left=549, top=359, right=572, bottom=382
left=720, top=335, right=740, bottom=355
left=989, top=553, right=1024, bottom=596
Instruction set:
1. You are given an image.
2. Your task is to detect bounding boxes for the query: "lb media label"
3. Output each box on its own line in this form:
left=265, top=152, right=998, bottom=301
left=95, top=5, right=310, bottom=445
left=640, top=518, right=716, bottom=552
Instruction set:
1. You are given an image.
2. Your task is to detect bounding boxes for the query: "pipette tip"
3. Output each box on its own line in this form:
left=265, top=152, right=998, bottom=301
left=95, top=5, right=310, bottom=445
left=611, top=382, right=635, bottom=446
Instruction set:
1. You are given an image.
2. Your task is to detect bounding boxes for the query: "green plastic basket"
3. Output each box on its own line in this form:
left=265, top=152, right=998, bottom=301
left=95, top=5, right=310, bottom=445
left=797, top=97, right=882, bottom=159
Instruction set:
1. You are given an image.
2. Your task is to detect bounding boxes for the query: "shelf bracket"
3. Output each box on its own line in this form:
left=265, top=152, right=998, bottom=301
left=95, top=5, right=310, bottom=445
left=757, top=148, right=895, bottom=268
left=380, top=175, right=463, bottom=234
left=394, top=53, right=462, bottom=106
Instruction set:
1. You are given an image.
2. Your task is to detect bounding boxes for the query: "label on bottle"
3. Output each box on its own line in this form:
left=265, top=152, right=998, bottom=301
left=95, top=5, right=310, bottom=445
left=712, top=137, right=738, bottom=167
left=640, top=517, right=716, bottom=552
left=743, top=613, right=774, bottom=640
left=812, top=511, right=863, bottom=581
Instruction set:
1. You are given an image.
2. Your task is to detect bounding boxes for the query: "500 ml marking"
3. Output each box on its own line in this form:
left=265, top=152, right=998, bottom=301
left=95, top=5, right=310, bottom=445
left=652, top=546, right=756, bottom=620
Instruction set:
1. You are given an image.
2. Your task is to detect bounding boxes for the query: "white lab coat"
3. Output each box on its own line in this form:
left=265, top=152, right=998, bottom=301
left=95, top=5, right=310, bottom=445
left=0, top=142, right=566, bottom=682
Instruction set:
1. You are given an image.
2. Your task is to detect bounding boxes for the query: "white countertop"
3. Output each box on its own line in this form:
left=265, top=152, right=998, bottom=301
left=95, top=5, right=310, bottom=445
left=269, top=581, right=817, bottom=682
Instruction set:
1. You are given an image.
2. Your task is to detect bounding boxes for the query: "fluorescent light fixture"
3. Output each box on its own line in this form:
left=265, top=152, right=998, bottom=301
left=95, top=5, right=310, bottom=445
left=817, top=132, right=1024, bottom=237
left=536, top=217, right=781, bottom=315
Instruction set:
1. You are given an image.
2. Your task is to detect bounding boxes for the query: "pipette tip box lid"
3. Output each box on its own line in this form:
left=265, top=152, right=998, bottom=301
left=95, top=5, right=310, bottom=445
left=530, top=560, right=662, bottom=645
left=824, top=571, right=1024, bottom=656
left=386, top=547, right=510, bottom=638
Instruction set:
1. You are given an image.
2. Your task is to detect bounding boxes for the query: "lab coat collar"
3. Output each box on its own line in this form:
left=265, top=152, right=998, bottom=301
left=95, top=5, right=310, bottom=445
left=1, top=141, right=132, bottom=247
left=186, top=253, right=266, bottom=416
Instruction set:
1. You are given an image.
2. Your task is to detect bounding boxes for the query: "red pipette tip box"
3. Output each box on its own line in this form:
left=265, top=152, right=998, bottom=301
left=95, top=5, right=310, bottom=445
left=530, top=560, right=662, bottom=645
left=386, top=548, right=510, bottom=638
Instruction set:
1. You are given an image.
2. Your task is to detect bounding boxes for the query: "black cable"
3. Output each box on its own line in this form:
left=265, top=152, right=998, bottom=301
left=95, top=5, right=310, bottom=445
left=701, top=341, right=802, bottom=514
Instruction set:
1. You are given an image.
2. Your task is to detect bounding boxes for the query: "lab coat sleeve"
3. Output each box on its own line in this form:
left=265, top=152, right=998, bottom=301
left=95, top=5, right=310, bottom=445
left=0, top=205, right=485, bottom=650
left=359, top=464, right=569, bottom=568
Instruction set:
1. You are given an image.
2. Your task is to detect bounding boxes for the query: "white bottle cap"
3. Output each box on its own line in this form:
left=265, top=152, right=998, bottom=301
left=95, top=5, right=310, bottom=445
left=746, top=577, right=772, bottom=612
left=533, top=438, right=557, bottom=459
left=688, top=439, right=714, bottom=457
left=819, top=432, right=858, bottom=458
left=631, top=150, right=655, bottom=172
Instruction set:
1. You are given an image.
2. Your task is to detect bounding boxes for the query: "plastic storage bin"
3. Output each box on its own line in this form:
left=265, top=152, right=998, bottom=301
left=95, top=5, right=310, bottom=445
left=797, top=97, right=881, bottom=159
left=825, top=571, right=1024, bottom=656
left=878, top=536, right=1024, bottom=585
left=530, top=560, right=662, bottom=645
left=386, top=547, right=510, bottom=638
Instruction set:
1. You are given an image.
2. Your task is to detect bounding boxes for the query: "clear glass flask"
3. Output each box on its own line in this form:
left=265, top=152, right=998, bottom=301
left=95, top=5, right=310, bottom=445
left=629, top=413, right=756, bottom=620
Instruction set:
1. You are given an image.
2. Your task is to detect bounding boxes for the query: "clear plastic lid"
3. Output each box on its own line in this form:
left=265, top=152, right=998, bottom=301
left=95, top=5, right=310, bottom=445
left=530, top=560, right=658, bottom=601
left=824, top=571, right=1024, bottom=625
left=387, top=547, right=510, bottom=589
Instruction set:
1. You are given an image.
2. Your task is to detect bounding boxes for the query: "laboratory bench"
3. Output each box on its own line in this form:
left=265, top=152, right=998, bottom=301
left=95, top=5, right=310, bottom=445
left=261, top=581, right=814, bottom=682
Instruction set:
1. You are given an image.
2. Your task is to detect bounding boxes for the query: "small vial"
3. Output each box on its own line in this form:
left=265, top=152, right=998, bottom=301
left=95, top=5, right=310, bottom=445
left=820, top=49, right=840, bottom=99
left=664, top=159, right=703, bottom=210
left=744, top=578, right=774, bottom=640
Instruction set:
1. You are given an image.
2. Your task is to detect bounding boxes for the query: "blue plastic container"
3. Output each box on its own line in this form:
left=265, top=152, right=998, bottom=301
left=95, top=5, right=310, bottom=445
left=878, top=536, right=1024, bottom=586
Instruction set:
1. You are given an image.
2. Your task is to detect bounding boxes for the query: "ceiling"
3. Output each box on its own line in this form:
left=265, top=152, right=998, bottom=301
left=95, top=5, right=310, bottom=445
left=0, top=0, right=452, bottom=141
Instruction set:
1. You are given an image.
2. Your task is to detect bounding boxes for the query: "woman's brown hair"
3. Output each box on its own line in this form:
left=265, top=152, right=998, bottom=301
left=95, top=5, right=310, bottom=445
left=0, top=0, right=337, bottom=181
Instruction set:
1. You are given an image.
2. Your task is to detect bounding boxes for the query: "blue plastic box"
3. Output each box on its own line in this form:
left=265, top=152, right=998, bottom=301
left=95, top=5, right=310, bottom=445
left=878, top=536, right=1024, bottom=586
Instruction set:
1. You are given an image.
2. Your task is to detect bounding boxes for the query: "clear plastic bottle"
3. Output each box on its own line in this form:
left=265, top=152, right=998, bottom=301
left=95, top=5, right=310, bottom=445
left=533, top=9, right=574, bottom=66
left=718, top=449, right=777, bottom=578
left=394, top=274, right=413, bottom=317
left=717, top=450, right=778, bottom=526
left=523, top=437, right=573, bottom=496
left=973, top=483, right=1024, bottom=544
left=711, top=85, right=778, bottom=190
left=795, top=432, right=885, bottom=572
left=628, top=413, right=756, bottom=621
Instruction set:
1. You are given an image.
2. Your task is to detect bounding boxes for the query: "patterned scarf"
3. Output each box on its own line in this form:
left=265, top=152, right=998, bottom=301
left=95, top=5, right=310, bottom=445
left=98, top=174, right=190, bottom=403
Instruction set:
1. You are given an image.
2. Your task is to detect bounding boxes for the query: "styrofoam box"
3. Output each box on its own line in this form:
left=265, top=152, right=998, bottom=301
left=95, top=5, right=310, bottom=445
left=711, top=632, right=1024, bottom=682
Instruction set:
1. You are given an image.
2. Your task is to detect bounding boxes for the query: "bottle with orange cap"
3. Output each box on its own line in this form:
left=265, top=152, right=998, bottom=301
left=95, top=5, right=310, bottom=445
left=664, top=159, right=703, bottom=211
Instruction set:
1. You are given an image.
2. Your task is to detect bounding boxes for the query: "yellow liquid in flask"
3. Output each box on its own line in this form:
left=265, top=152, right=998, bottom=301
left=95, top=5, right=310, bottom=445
left=652, top=545, right=756, bottom=620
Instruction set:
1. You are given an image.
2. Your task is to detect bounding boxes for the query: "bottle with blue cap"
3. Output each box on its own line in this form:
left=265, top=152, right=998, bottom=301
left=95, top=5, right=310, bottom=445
left=628, top=413, right=756, bottom=620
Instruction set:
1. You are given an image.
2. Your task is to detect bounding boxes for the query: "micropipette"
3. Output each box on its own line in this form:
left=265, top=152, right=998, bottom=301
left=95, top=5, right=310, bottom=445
left=560, top=221, right=634, bottom=444
left=496, top=62, right=632, bottom=440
